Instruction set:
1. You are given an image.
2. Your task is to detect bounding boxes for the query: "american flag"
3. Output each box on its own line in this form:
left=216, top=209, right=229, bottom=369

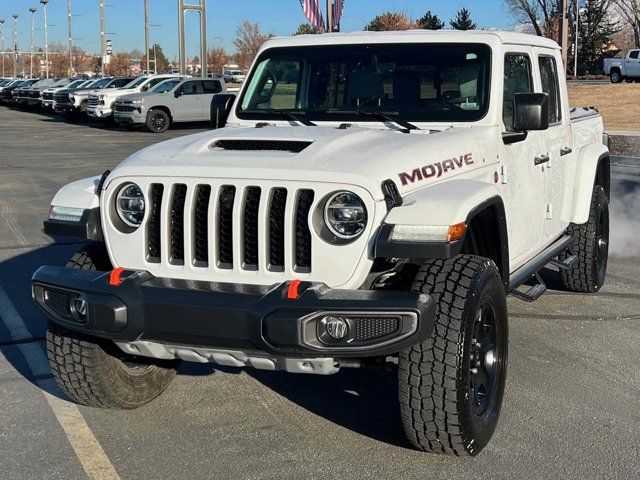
left=332, top=0, right=344, bottom=31
left=299, top=0, right=325, bottom=31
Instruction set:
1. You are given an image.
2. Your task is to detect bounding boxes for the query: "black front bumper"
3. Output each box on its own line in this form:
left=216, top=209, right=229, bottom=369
left=32, top=266, right=436, bottom=358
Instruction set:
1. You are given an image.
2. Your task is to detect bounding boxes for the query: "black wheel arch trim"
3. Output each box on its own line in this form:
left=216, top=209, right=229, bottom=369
left=44, top=207, right=103, bottom=242
left=374, top=196, right=510, bottom=288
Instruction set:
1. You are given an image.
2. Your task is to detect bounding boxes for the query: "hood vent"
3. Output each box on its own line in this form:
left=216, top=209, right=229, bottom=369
left=212, top=139, right=312, bottom=153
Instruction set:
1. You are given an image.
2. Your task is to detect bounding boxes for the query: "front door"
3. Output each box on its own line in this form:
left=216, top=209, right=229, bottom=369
left=499, top=49, right=548, bottom=270
left=174, top=80, right=202, bottom=121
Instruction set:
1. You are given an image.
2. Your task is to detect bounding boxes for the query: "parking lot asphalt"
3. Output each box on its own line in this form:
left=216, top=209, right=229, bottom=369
left=0, top=107, right=639, bottom=479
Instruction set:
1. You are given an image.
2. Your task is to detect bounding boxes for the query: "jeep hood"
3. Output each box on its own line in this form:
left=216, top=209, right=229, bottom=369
left=110, top=125, right=498, bottom=201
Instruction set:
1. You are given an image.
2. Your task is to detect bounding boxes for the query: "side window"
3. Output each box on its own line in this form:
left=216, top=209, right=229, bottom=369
left=539, top=56, right=562, bottom=124
left=181, top=81, right=198, bottom=95
left=147, top=77, right=168, bottom=89
left=503, top=54, right=533, bottom=131
left=202, top=81, right=222, bottom=94
left=630, top=51, right=640, bottom=60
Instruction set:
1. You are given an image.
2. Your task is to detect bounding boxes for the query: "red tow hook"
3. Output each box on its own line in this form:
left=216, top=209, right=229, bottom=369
left=109, top=267, right=126, bottom=287
left=287, top=279, right=303, bottom=300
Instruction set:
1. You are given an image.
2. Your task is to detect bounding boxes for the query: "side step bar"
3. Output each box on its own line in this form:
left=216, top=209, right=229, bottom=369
left=508, top=234, right=574, bottom=302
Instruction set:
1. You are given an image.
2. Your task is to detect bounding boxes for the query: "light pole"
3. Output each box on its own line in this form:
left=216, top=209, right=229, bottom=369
left=67, top=0, right=73, bottom=75
left=178, top=0, right=207, bottom=76
left=41, top=0, right=50, bottom=78
left=145, top=0, right=150, bottom=74
left=0, top=20, right=5, bottom=78
left=12, top=14, right=18, bottom=78
left=573, top=0, right=579, bottom=78
left=29, top=8, right=37, bottom=78
left=100, top=0, right=106, bottom=75
left=326, top=0, right=333, bottom=33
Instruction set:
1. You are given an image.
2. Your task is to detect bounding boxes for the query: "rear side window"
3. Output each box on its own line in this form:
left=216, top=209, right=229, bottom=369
left=630, top=51, right=639, bottom=59
left=539, top=56, right=562, bottom=124
left=503, top=54, right=533, bottom=131
left=181, top=81, right=199, bottom=95
left=202, top=81, right=222, bottom=93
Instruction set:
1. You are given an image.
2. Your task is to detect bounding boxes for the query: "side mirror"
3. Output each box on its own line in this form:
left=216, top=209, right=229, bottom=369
left=210, top=93, right=236, bottom=129
left=174, top=89, right=183, bottom=98
left=513, top=93, right=550, bottom=132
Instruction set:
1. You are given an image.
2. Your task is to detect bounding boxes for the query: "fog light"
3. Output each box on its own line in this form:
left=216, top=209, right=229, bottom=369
left=323, top=316, right=348, bottom=340
left=72, top=296, right=88, bottom=321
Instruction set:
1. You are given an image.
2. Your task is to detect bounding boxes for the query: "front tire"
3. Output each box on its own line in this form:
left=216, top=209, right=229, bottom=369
left=610, top=70, right=622, bottom=83
left=146, top=109, right=171, bottom=133
left=399, top=255, right=508, bottom=456
left=560, top=185, right=609, bottom=293
left=45, top=243, right=180, bottom=409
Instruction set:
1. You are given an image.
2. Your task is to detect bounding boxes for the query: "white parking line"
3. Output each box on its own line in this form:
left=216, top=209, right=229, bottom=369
left=0, top=285, right=120, bottom=480
left=0, top=286, right=32, bottom=342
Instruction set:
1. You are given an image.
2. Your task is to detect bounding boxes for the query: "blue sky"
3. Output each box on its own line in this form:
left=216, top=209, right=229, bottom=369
left=0, top=0, right=516, bottom=58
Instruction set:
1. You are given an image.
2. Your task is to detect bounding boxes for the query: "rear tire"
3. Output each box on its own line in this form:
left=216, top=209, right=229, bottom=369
left=45, top=243, right=180, bottom=409
left=146, top=109, right=170, bottom=133
left=560, top=185, right=609, bottom=293
left=399, top=255, right=508, bottom=456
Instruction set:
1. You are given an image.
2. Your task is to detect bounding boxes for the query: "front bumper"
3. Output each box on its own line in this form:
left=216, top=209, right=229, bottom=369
left=114, top=109, right=145, bottom=125
left=87, top=106, right=112, bottom=118
left=54, top=102, right=78, bottom=113
left=32, top=266, right=435, bottom=360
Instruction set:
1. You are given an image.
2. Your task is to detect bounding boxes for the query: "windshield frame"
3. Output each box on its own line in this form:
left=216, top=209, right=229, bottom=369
left=236, top=42, right=493, bottom=125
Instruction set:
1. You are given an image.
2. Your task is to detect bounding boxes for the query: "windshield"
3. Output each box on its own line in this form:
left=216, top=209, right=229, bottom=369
left=87, top=78, right=112, bottom=89
left=151, top=79, right=181, bottom=93
left=123, top=77, right=148, bottom=89
left=65, top=80, right=84, bottom=89
left=238, top=43, right=491, bottom=123
left=53, top=78, right=71, bottom=87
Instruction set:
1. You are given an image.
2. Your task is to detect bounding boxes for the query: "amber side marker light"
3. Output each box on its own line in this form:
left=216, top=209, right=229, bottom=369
left=446, top=222, right=467, bottom=243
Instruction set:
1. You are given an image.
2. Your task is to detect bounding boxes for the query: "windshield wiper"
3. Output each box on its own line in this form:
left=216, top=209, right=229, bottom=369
left=328, top=108, right=420, bottom=133
left=243, top=109, right=317, bottom=127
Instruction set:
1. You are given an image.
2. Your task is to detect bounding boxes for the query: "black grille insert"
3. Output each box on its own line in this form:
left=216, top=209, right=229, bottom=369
left=353, top=317, right=400, bottom=342
left=44, top=290, right=71, bottom=318
left=193, top=185, right=212, bottom=266
left=217, top=186, right=236, bottom=268
left=268, top=188, right=287, bottom=271
left=169, top=184, right=187, bottom=264
left=243, top=187, right=261, bottom=270
left=147, top=184, right=164, bottom=262
left=295, top=190, right=314, bottom=272
left=213, top=140, right=312, bottom=153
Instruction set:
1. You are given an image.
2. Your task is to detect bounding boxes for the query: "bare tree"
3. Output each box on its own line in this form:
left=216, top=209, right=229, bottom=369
left=208, top=46, right=230, bottom=75
left=612, top=0, right=640, bottom=47
left=364, top=12, right=416, bottom=31
left=504, top=0, right=561, bottom=37
left=233, top=21, right=271, bottom=70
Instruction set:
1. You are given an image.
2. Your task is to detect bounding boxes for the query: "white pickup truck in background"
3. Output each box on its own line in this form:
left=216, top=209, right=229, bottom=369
left=604, top=49, right=640, bottom=83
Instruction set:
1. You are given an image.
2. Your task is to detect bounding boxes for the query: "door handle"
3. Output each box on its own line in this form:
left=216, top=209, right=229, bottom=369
left=560, top=147, right=572, bottom=156
left=534, top=154, right=550, bottom=165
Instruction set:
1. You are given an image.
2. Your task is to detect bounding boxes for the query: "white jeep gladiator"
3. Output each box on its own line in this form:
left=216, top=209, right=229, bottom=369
left=33, top=31, right=610, bottom=456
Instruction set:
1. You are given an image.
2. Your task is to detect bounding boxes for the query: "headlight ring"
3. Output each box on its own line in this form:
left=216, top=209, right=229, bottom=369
left=115, top=183, right=145, bottom=229
left=323, top=191, right=367, bottom=240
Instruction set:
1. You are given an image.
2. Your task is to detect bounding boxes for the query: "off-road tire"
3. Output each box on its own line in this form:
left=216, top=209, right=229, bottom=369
left=559, top=185, right=609, bottom=293
left=399, top=255, right=508, bottom=456
left=45, top=243, right=180, bottom=409
left=145, top=109, right=171, bottom=133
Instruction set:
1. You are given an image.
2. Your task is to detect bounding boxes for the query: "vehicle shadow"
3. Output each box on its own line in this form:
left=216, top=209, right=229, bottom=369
left=0, top=240, right=410, bottom=448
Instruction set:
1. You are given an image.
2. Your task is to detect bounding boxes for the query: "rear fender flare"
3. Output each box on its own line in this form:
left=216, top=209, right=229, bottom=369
left=571, top=144, right=610, bottom=225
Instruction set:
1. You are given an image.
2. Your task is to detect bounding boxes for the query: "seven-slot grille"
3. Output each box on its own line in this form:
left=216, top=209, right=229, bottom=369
left=54, top=92, right=71, bottom=103
left=144, top=183, right=315, bottom=273
left=42, top=92, right=54, bottom=100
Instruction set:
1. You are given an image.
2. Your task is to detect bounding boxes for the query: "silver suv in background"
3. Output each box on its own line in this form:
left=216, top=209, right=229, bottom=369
left=87, top=74, right=188, bottom=121
left=114, top=77, right=226, bottom=133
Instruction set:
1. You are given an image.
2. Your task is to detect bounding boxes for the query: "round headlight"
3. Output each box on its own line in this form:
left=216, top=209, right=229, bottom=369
left=115, top=183, right=145, bottom=228
left=324, top=191, right=367, bottom=239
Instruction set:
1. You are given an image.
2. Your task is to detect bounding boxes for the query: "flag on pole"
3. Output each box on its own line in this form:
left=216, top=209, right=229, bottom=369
left=332, top=0, right=344, bottom=31
left=299, top=0, right=325, bottom=32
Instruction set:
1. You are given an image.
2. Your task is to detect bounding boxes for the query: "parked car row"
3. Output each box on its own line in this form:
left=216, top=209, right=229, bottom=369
left=0, top=74, right=228, bottom=133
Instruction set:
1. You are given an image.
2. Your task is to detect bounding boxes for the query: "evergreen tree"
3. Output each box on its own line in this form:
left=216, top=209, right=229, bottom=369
left=141, top=43, right=169, bottom=73
left=294, top=23, right=318, bottom=35
left=417, top=11, right=445, bottom=30
left=450, top=8, right=477, bottom=30
left=575, top=0, right=619, bottom=75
